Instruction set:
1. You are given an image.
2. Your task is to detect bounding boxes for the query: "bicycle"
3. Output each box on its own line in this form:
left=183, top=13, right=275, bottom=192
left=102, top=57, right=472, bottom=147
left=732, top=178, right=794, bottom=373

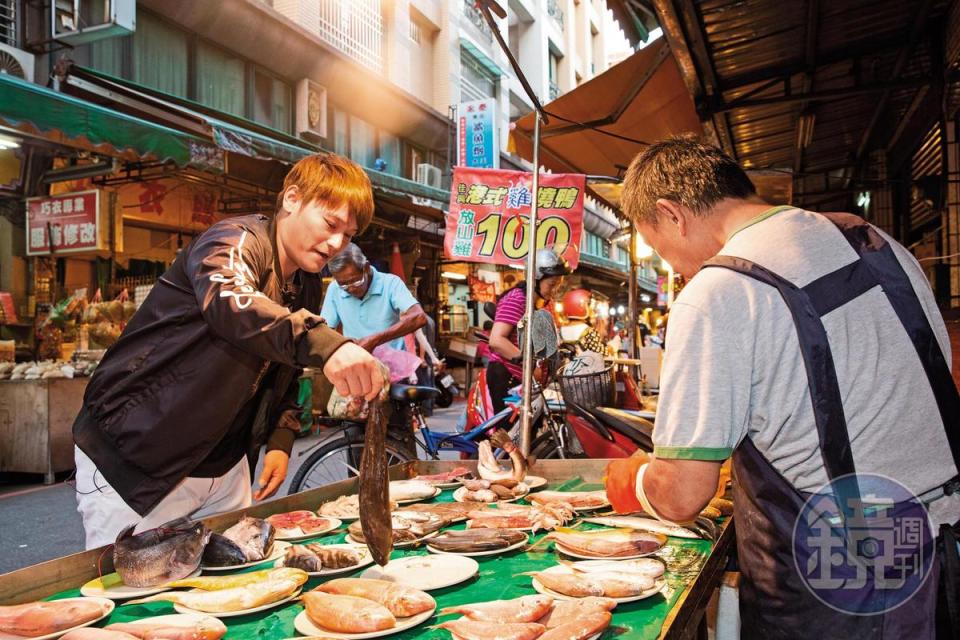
left=287, top=382, right=539, bottom=494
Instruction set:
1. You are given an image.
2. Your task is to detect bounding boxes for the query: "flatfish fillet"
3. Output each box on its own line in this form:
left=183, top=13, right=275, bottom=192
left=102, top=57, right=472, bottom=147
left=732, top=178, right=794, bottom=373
left=359, top=400, right=393, bottom=566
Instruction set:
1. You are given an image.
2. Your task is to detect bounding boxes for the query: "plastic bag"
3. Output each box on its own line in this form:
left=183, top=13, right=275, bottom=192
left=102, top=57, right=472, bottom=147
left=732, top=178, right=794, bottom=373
left=372, top=344, right=424, bottom=383
left=327, top=360, right=391, bottom=421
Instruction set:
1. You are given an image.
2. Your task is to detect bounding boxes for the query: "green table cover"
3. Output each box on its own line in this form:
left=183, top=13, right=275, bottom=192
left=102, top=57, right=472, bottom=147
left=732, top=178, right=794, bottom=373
left=49, top=478, right=716, bottom=639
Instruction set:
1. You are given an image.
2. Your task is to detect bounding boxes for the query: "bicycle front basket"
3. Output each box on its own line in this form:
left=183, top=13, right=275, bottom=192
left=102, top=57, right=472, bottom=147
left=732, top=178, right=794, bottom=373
left=557, top=365, right=617, bottom=407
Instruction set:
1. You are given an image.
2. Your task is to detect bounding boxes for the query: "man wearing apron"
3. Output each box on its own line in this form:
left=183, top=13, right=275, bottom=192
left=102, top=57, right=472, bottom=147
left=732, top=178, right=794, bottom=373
left=605, top=136, right=960, bottom=638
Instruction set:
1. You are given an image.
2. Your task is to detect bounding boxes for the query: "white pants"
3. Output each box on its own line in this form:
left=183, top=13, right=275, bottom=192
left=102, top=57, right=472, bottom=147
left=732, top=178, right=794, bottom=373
left=74, top=446, right=253, bottom=550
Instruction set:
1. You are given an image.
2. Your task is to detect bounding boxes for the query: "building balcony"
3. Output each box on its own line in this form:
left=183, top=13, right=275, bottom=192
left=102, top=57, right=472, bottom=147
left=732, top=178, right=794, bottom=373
left=315, top=0, right=384, bottom=73
left=549, top=81, right=560, bottom=101
left=547, top=0, right=564, bottom=31
left=462, top=0, right=493, bottom=42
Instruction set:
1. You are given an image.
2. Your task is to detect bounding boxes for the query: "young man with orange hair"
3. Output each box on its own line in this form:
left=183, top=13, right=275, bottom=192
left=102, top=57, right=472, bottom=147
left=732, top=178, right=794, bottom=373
left=73, top=153, right=384, bottom=548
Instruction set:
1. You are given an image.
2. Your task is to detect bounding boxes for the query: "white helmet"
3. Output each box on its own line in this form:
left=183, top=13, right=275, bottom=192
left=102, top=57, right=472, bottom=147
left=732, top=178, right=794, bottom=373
left=535, top=248, right=571, bottom=281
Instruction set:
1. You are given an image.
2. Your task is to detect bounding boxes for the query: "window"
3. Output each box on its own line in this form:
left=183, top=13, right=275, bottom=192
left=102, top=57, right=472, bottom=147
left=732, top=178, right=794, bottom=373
left=349, top=115, right=376, bottom=167
left=331, top=107, right=349, bottom=155
left=252, top=68, right=292, bottom=133
left=196, top=43, right=245, bottom=117
left=0, top=0, right=16, bottom=46
left=407, top=144, right=425, bottom=181
left=409, top=18, right=421, bottom=44
left=461, top=47, right=496, bottom=102
left=378, top=132, right=402, bottom=176
left=132, top=12, right=188, bottom=97
left=409, top=11, right=434, bottom=104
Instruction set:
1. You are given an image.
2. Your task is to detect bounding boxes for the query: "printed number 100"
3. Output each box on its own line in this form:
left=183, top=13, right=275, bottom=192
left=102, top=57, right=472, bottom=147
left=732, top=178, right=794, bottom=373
left=475, top=214, right=572, bottom=259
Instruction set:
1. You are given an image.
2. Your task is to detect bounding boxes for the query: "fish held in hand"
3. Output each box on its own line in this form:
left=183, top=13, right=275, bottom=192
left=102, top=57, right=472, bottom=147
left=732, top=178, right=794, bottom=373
left=547, top=528, right=665, bottom=557
left=113, top=517, right=210, bottom=587
left=537, top=597, right=617, bottom=629
left=0, top=599, right=110, bottom=637
left=125, top=576, right=302, bottom=613
left=316, top=578, right=435, bottom=617
left=440, top=595, right=554, bottom=623
left=359, top=400, right=393, bottom=566
left=105, top=617, right=227, bottom=640
left=302, top=592, right=395, bottom=634
left=538, top=611, right=612, bottom=640
left=434, top=618, right=545, bottom=640
left=583, top=515, right=700, bottom=539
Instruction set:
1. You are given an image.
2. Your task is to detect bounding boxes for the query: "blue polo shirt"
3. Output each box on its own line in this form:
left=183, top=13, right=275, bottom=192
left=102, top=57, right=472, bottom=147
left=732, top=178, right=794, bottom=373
left=320, top=268, right=419, bottom=351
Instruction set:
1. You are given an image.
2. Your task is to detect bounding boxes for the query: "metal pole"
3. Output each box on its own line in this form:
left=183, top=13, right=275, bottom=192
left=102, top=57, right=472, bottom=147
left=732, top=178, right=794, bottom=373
left=519, top=111, right=543, bottom=456
left=628, top=224, right=639, bottom=360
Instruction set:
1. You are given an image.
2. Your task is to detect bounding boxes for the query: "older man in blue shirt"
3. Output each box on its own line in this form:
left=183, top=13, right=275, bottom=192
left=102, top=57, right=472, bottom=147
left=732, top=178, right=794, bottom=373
left=321, top=243, right=427, bottom=352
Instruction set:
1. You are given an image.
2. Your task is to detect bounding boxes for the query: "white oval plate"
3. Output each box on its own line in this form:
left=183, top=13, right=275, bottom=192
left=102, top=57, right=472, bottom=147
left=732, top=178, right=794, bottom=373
left=201, top=540, right=291, bottom=571
left=360, top=554, right=478, bottom=591
left=426, top=534, right=529, bottom=557
left=274, top=517, right=342, bottom=542
left=274, top=543, right=374, bottom=577
left=531, top=567, right=666, bottom=603
left=524, top=476, right=548, bottom=490
left=427, top=480, right=463, bottom=489
left=172, top=588, right=301, bottom=617
left=81, top=568, right=200, bottom=600
left=25, top=597, right=114, bottom=640
left=294, top=605, right=435, bottom=639
left=554, top=542, right=660, bottom=561
left=453, top=486, right=529, bottom=504
left=345, top=531, right=439, bottom=548
left=560, top=558, right=667, bottom=579
left=393, top=487, right=442, bottom=504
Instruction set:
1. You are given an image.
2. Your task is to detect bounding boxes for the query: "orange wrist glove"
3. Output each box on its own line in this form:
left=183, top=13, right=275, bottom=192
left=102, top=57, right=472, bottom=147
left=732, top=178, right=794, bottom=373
left=603, top=453, right=650, bottom=514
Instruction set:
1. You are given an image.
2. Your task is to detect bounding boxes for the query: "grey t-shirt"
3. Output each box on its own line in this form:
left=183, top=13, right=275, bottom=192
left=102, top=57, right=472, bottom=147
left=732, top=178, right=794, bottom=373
left=654, top=206, right=960, bottom=526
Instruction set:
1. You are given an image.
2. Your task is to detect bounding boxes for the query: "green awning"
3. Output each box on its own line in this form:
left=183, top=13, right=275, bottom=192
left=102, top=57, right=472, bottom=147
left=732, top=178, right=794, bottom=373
left=367, top=169, right=449, bottom=207
left=73, top=66, right=318, bottom=166
left=0, top=73, right=222, bottom=171
left=460, top=38, right=504, bottom=77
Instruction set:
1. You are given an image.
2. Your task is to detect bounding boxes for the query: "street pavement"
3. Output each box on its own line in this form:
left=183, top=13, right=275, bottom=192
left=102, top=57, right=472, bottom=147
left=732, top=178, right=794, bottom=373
left=0, top=401, right=465, bottom=575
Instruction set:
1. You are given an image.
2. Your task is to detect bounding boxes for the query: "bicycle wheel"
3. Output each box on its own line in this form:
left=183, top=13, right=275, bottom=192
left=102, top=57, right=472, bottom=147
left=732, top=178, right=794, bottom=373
left=530, top=430, right=566, bottom=460
left=288, top=437, right=413, bottom=495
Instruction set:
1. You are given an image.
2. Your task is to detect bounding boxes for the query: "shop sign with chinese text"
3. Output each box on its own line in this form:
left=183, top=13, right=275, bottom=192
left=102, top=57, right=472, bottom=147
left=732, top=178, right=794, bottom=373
left=457, top=98, right=498, bottom=169
left=445, top=167, right=585, bottom=268
left=26, top=190, right=103, bottom=255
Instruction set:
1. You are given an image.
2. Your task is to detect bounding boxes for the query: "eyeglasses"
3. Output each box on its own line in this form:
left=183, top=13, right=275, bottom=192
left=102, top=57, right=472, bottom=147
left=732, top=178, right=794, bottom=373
left=338, top=269, right=367, bottom=290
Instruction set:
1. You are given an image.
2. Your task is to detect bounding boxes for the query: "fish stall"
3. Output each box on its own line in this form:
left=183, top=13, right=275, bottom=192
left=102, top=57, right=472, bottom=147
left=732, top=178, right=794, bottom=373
left=0, top=459, right=734, bottom=640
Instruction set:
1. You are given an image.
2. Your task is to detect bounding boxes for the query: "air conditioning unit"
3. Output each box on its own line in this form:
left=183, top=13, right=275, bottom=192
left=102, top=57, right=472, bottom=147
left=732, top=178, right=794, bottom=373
left=296, top=79, right=328, bottom=140
left=0, top=44, right=34, bottom=81
left=416, top=163, right=442, bottom=188
left=52, top=0, right=136, bottom=45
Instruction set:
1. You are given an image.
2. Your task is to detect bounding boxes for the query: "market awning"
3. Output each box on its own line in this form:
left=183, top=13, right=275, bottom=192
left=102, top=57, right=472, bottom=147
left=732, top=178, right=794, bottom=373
left=510, top=39, right=701, bottom=178
left=0, top=74, right=221, bottom=171
left=461, top=38, right=504, bottom=77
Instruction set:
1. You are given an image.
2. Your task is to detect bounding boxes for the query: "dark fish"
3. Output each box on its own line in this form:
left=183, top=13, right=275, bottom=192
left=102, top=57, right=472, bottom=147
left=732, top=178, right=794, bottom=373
left=429, top=528, right=527, bottom=552
left=221, top=516, right=275, bottom=561
left=113, top=517, right=210, bottom=587
left=282, top=545, right=322, bottom=572
left=201, top=533, right=249, bottom=567
left=359, top=401, right=393, bottom=566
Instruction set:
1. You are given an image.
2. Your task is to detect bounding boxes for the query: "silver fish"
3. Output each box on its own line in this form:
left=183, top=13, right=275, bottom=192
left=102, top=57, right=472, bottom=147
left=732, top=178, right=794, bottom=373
left=113, top=517, right=210, bottom=587
left=220, top=516, right=275, bottom=561
left=584, top=515, right=700, bottom=539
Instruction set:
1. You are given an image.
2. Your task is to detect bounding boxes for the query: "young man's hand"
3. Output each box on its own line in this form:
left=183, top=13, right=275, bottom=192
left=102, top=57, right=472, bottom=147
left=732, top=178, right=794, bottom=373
left=254, top=450, right=289, bottom=501
left=323, top=342, right=384, bottom=401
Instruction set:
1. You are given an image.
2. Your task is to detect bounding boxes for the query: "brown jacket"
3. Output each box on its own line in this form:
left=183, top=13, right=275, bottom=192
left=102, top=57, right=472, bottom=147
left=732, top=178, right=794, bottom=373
left=73, top=214, right=348, bottom=515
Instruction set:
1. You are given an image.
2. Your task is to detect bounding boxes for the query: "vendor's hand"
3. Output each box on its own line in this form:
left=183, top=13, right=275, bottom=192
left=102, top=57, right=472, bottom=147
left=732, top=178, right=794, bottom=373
left=604, top=452, right=651, bottom=514
left=356, top=336, right=379, bottom=353
left=323, top=341, right=384, bottom=401
left=253, top=450, right=289, bottom=501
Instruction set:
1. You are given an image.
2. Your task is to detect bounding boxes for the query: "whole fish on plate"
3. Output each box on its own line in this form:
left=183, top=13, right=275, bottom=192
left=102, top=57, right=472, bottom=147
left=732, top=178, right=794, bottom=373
left=389, top=479, right=438, bottom=501
left=428, top=528, right=527, bottom=553
left=315, top=578, right=435, bottom=617
left=537, top=597, right=617, bottom=628
left=126, top=575, right=304, bottom=612
left=280, top=544, right=363, bottom=572
left=113, top=518, right=210, bottom=587
left=440, top=595, right=554, bottom=623
left=583, top=515, right=700, bottom=539
left=547, top=528, right=666, bottom=557
left=223, top=516, right=275, bottom=561
left=558, top=558, right=666, bottom=580
left=434, top=618, right=544, bottom=640
left=525, top=570, right=655, bottom=598
left=359, top=400, right=392, bottom=566
left=414, top=466, right=472, bottom=484
left=538, top=611, right=612, bottom=640
left=0, top=599, right=111, bottom=638
left=104, top=617, right=227, bottom=640
left=302, top=591, right=395, bottom=633
left=163, top=567, right=305, bottom=590
left=531, top=491, right=608, bottom=509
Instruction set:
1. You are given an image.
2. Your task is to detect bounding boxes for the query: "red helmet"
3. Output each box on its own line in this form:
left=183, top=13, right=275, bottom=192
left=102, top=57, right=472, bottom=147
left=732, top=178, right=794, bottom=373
left=562, top=289, right=592, bottom=320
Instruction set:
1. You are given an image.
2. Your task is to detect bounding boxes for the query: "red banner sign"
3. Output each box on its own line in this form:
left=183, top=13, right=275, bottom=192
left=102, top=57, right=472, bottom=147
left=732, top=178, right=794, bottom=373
left=445, top=168, right=585, bottom=268
left=26, top=190, right=100, bottom=255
